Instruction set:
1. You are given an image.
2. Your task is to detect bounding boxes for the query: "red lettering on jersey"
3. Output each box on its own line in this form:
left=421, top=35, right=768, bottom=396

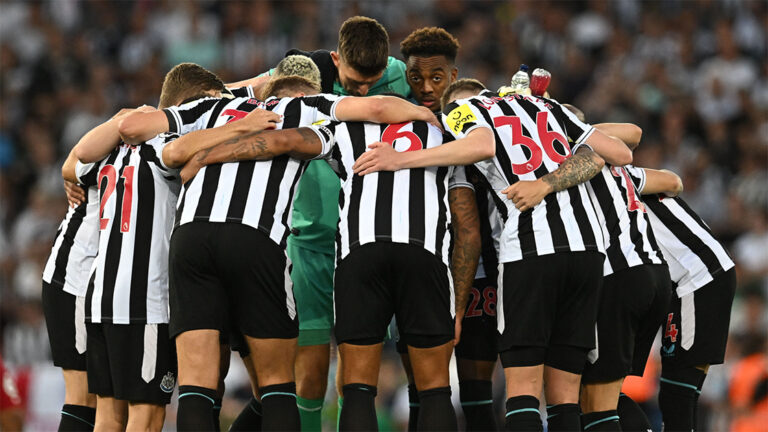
left=381, top=123, right=423, bottom=152
left=664, top=313, right=678, bottom=343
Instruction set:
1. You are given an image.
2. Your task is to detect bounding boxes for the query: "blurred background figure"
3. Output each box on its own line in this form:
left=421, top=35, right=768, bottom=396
left=0, top=1, right=765, bottom=430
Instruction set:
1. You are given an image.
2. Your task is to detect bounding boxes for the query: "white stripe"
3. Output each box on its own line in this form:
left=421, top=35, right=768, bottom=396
left=587, top=323, right=599, bottom=363
left=141, top=324, right=158, bottom=383
left=284, top=255, right=296, bottom=320
left=179, top=172, right=204, bottom=225
left=680, top=293, right=695, bottom=351
left=209, top=164, right=238, bottom=222
left=391, top=169, right=411, bottom=244
left=74, top=296, right=87, bottom=354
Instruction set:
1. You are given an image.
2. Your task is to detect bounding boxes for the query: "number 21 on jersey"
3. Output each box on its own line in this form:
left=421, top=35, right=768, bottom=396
left=98, top=164, right=135, bottom=232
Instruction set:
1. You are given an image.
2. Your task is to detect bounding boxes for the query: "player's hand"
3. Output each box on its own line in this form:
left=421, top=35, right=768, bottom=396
left=352, top=142, right=402, bottom=175
left=418, top=107, right=443, bottom=131
left=501, top=179, right=553, bottom=211
left=112, top=108, right=135, bottom=119
left=64, top=181, right=86, bottom=208
left=453, top=309, right=464, bottom=346
left=242, top=109, right=281, bottom=131
left=180, top=158, right=203, bottom=184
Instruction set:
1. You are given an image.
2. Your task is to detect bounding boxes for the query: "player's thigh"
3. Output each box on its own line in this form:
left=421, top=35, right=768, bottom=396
left=407, top=342, right=454, bottom=390
left=176, top=329, right=221, bottom=388
left=42, top=283, right=88, bottom=371
left=104, top=323, right=177, bottom=406
left=169, top=222, right=228, bottom=337
left=245, top=336, right=298, bottom=388
left=338, top=342, right=383, bottom=387
left=219, top=225, right=298, bottom=340
left=334, top=244, right=395, bottom=346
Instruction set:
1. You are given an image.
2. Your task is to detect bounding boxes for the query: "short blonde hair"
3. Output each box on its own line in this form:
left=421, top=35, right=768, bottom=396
left=262, top=76, right=321, bottom=99
left=274, top=55, right=321, bottom=88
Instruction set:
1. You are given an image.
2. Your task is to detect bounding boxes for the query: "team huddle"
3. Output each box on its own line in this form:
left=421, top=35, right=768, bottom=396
left=43, top=16, right=736, bottom=432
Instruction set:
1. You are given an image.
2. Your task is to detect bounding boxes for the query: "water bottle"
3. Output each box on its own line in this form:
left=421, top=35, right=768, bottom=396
left=510, top=64, right=530, bottom=92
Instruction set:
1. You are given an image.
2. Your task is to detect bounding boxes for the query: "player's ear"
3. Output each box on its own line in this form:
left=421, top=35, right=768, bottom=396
left=330, top=51, right=341, bottom=68
left=450, top=68, right=458, bottom=81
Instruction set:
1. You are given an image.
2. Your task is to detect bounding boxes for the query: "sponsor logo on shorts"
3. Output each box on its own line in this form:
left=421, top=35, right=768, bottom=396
left=662, top=343, right=676, bottom=357
left=160, top=372, right=175, bottom=393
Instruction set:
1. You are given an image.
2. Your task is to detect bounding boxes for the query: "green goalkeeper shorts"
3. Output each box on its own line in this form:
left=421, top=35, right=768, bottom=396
left=287, top=240, right=335, bottom=346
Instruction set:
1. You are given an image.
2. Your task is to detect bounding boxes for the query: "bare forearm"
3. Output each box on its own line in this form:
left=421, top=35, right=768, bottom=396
left=594, top=123, right=642, bottom=150
left=192, top=127, right=320, bottom=166
left=226, top=74, right=270, bottom=90
left=62, top=149, right=79, bottom=183
left=164, top=121, right=253, bottom=168
left=73, top=117, right=124, bottom=163
left=450, top=188, right=481, bottom=314
left=400, top=128, right=495, bottom=168
left=541, top=148, right=604, bottom=192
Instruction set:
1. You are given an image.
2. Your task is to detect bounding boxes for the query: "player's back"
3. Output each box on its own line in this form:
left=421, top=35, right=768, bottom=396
left=325, top=120, right=467, bottom=264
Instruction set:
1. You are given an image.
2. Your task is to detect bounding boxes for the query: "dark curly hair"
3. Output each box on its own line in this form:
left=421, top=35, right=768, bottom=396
left=400, top=27, right=460, bottom=62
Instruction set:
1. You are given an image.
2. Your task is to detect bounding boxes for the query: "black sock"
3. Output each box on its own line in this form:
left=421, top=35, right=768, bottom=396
left=178, top=385, right=218, bottom=431
left=259, top=383, right=299, bottom=431
left=504, top=395, right=542, bottom=431
left=658, top=368, right=705, bottom=432
left=418, top=386, right=457, bottom=431
left=212, top=397, right=222, bottom=432
left=582, top=410, right=621, bottom=431
left=617, top=393, right=651, bottom=432
left=339, top=383, right=378, bottom=431
left=230, top=396, right=263, bottom=431
left=407, top=384, right=419, bottom=431
left=59, top=404, right=96, bottom=431
left=460, top=380, right=497, bottom=431
left=546, top=403, right=580, bottom=432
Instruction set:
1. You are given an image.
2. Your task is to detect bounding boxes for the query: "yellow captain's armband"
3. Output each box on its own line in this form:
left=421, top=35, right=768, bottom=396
left=312, top=119, right=330, bottom=126
left=446, top=104, right=477, bottom=134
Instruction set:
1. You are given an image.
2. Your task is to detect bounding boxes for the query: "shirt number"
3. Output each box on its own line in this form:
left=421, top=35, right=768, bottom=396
left=381, top=123, right=423, bottom=152
left=493, top=111, right=570, bottom=175
left=99, top=165, right=136, bottom=232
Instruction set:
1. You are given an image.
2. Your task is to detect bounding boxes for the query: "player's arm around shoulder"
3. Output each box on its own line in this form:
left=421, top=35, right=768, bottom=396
left=72, top=107, right=137, bottom=163
left=334, top=96, right=440, bottom=128
left=593, top=123, right=642, bottom=150
left=501, top=146, right=605, bottom=212
left=352, top=126, right=495, bottom=175
left=634, top=167, right=683, bottom=197
left=117, top=106, right=169, bottom=145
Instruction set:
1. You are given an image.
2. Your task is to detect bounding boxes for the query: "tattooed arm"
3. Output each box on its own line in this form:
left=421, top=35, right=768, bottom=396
left=180, top=127, right=327, bottom=182
left=501, top=147, right=605, bottom=211
left=449, top=186, right=481, bottom=345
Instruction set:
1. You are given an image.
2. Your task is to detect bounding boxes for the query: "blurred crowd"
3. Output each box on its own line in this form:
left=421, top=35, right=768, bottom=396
left=0, top=0, right=765, bottom=430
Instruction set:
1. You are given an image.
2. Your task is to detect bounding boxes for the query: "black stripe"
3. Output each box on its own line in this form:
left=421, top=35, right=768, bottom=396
left=434, top=166, right=449, bottom=256
left=178, top=98, right=219, bottom=130
left=517, top=209, right=536, bottom=258
left=299, top=95, right=337, bottom=117
left=258, top=156, right=289, bottom=234
left=374, top=123, right=395, bottom=240
left=645, top=197, right=729, bottom=273
left=204, top=99, right=230, bottom=129
left=226, top=161, right=255, bottom=221
left=543, top=193, right=569, bottom=252
left=279, top=163, right=308, bottom=247
left=194, top=164, right=222, bottom=219
left=101, top=149, right=133, bottom=322
left=590, top=172, right=628, bottom=271
left=50, top=203, right=87, bottom=286
left=128, top=155, right=154, bottom=322
left=163, top=109, right=178, bottom=133
left=174, top=185, right=187, bottom=228
left=345, top=123, right=367, bottom=250
left=85, top=271, right=96, bottom=321
left=568, top=185, right=599, bottom=251
left=408, top=122, right=429, bottom=247
left=475, top=185, right=499, bottom=280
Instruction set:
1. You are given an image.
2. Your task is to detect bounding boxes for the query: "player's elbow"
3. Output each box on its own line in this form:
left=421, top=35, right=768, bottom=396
left=607, top=142, right=633, bottom=166
left=628, top=124, right=642, bottom=149
left=162, top=144, right=186, bottom=169
left=118, top=115, right=145, bottom=145
left=663, top=169, right=684, bottom=196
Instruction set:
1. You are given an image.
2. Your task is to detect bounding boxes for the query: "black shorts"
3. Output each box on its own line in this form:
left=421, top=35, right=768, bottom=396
left=498, top=252, right=604, bottom=372
left=334, top=243, right=454, bottom=348
left=86, top=323, right=176, bottom=405
left=455, top=278, right=498, bottom=362
left=42, top=282, right=88, bottom=371
left=661, top=268, right=736, bottom=369
left=582, top=264, right=672, bottom=383
left=169, top=222, right=298, bottom=340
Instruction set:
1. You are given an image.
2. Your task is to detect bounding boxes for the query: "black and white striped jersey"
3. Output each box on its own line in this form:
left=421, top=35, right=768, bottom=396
left=323, top=120, right=471, bottom=266
left=443, top=90, right=604, bottom=263
left=227, top=85, right=257, bottom=99
left=586, top=165, right=665, bottom=276
left=465, top=166, right=502, bottom=281
left=625, top=165, right=734, bottom=297
left=165, top=94, right=344, bottom=247
left=86, top=133, right=181, bottom=324
left=42, top=162, right=100, bottom=297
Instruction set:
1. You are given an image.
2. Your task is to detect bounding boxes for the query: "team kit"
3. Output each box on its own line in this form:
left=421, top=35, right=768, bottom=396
left=43, top=16, right=736, bottom=432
